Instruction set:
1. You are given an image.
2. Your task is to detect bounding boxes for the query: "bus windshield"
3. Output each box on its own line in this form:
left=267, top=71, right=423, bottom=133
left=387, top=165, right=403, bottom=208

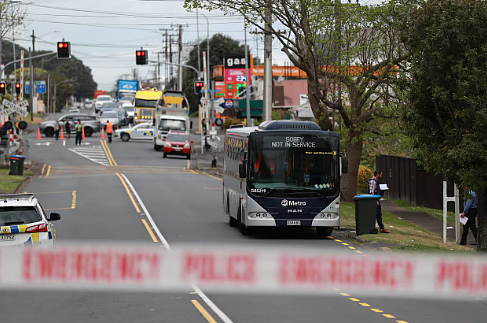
left=135, top=98, right=158, bottom=108
left=248, top=133, right=339, bottom=197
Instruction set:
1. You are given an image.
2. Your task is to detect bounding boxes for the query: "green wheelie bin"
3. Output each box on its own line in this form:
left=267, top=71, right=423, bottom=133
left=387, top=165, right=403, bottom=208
left=353, top=194, right=381, bottom=235
left=9, top=155, right=25, bottom=176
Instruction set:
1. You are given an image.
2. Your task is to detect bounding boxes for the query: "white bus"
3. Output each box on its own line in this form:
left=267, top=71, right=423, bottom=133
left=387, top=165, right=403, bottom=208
left=223, top=120, right=348, bottom=236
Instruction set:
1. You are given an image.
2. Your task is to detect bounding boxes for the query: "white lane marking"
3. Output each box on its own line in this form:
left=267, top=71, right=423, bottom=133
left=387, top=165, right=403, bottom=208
left=120, top=174, right=170, bottom=249
left=120, top=174, right=234, bottom=323
left=63, top=140, right=65, bottom=147
left=69, top=145, right=110, bottom=166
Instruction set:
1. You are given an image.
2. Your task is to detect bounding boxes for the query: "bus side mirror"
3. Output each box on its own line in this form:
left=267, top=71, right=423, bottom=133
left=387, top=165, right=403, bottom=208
left=342, top=158, right=348, bottom=174
left=239, top=162, right=247, bottom=179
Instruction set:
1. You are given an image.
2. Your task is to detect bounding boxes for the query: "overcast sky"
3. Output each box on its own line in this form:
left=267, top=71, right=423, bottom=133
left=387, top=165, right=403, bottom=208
left=13, top=0, right=291, bottom=91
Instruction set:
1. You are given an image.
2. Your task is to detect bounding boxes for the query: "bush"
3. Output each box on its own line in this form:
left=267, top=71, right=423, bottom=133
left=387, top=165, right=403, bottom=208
left=223, top=118, right=244, bottom=130
left=357, top=165, right=373, bottom=193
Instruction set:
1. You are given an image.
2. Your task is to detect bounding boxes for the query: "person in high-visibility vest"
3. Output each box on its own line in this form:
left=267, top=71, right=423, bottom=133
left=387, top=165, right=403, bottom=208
left=75, top=119, right=83, bottom=146
left=105, top=120, right=114, bottom=143
left=253, top=154, right=276, bottom=177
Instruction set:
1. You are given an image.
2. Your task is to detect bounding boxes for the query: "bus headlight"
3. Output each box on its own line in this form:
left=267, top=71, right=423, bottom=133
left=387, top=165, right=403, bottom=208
left=249, top=212, right=270, bottom=218
left=320, top=212, right=338, bottom=219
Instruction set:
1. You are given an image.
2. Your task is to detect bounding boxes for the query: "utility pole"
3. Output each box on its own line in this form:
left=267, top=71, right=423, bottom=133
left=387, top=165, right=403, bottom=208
left=178, top=24, right=183, bottom=92
left=169, top=35, right=173, bottom=89
left=29, top=47, right=34, bottom=121
left=263, top=1, right=273, bottom=121
left=157, top=52, right=160, bottom=89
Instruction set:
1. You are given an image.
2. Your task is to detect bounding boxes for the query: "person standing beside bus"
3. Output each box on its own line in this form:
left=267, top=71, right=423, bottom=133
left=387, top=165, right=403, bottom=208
left=369, top=171, right=390, bottom=233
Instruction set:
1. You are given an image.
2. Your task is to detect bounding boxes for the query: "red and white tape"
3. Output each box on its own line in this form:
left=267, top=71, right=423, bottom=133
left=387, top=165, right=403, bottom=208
left=0, top=243, right=486, bottom=300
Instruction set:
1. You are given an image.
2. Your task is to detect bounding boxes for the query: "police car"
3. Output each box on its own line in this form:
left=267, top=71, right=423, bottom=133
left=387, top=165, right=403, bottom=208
left=0, top=194, right=60, bottom=247
left=115, top=123, right=154, bottom=142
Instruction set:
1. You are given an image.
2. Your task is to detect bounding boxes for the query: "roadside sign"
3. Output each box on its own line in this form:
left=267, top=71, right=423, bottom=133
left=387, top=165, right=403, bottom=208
left=200, top=89, right=220, bottom=93
left=25, top=81, right=46, bottom=94
left=0, top=99, right=28, bottom=117
left=224, top=99, right=234, bottom=109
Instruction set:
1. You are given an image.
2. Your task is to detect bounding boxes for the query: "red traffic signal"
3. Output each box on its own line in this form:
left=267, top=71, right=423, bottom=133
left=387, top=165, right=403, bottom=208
left=0, top=82, right=5, bottom=95
left=57, top=41, right=70, bottom=58
left=194, top=81, right=204, bottom=94
left=15, top=83, right=21, bottom=95
left=136, top=50, right=148, bottom=65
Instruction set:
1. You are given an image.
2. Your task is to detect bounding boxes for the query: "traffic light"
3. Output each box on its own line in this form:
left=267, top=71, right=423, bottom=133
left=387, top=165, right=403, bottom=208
left=194, top=81, right=204, bottom=95
left=136, top=50, right=148, bottom=65
left=15, top=83, right=21, bottom=95
left=57, top=41, right=71, bottom=59
left=236, top=83, right=246, bottom=97
left=0, top=82, right=5, bottom=95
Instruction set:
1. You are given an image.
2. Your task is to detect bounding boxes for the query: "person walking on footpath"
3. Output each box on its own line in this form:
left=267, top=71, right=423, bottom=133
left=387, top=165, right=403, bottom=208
left=461, top=189, right=478, bottom=245
left=369, top=171, right=390, bottom=233
left=65, top=120, right=71, bottom=139
left=54, top=120, right=60, bottom=140
left=105, top=120, right=113, bottom=143
left=75, top=119, right=83, bottom=146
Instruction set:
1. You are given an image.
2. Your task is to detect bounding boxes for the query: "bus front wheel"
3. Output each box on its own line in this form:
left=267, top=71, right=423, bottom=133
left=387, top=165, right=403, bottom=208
left=316, top=227, right=334, bottom=237
left=237, top=206, right=251, bottom=235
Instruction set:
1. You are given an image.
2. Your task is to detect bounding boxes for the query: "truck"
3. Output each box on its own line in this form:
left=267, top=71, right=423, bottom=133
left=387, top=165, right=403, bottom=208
left=94, top=90, right=105, bottom=99
left=152, top=90, right=190, bottom=151
left=117, top=80, right=139, bottom=101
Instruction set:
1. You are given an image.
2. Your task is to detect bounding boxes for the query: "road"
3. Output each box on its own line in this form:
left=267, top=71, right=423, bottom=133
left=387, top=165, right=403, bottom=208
left=1, top=108, right=485, bottom=323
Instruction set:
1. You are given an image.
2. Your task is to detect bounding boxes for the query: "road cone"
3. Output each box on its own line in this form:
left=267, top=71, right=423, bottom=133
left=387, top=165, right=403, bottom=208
left=37, top=127, right=42, bottom=140
left=60, top=127, right=65, bottom=140
left=101, top=128, right=105, bottom=140
left=82, top=127, right=86, bottom=139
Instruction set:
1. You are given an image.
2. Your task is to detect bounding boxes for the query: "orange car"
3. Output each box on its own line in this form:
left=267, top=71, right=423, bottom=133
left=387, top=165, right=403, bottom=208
left=163, top=131, right=193, bottom=159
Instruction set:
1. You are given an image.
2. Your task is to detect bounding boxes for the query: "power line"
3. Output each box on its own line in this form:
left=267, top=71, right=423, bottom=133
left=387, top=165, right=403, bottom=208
left=28, top=13, right=242, bottom=21
left=30, top=4, right=236, bottom=19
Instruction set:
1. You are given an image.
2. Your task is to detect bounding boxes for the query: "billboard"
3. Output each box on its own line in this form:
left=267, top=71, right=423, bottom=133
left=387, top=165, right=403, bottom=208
left=224, top=55, right=252, bottom=99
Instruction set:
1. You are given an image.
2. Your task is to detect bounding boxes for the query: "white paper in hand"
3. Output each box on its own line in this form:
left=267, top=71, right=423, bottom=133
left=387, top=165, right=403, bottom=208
left=460, top=215, right=468, bottom=225
left=380, top=184, right=389, bottom=191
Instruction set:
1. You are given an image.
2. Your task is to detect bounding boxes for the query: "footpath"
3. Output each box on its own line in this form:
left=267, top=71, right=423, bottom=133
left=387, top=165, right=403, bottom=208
left=380, top=199, right=476, bottom=244
left=191, top=122, right=224, bottom=176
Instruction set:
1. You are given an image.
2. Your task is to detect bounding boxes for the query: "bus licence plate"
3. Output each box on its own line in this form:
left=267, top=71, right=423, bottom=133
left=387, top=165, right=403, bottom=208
left=287, top=220, right=301, bottom=226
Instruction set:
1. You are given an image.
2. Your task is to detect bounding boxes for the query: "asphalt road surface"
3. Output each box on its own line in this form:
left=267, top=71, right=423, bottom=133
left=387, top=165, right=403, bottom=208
left=1, top=108, right=485, bottom=323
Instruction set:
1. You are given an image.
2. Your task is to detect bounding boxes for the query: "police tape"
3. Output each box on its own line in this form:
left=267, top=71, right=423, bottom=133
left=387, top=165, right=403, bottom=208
left=0, top=243, right=486, bottom=300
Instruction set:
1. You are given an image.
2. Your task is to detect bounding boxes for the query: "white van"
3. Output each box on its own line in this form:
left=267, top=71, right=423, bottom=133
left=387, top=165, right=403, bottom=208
left=153, top=114, right=189, bottom=151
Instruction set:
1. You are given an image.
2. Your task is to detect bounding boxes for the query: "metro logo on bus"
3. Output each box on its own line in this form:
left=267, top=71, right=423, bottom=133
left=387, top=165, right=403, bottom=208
left=281, top=200, right=307, bottom=207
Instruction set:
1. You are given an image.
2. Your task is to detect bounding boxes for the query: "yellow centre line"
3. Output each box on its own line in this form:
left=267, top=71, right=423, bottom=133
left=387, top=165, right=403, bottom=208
left=115, top=173, right=141, bottom=213
left=200, top=171, right=222, bottom=182
left=44, top=165, right=51, bottom=178
left=100, top=140, right=113, bottom=167
left=186, top=159, right=190, bottom=170
left=40, top=163, right=46, bottom=176
left=71, top=191, right=77, bottom=209
left=204, top=187, right=222, bottom=190
left=141, top=219, right=158, bottom=242
left=191, top=300, right=218, bottom=323
left=101, top=140, right=117, bottom=166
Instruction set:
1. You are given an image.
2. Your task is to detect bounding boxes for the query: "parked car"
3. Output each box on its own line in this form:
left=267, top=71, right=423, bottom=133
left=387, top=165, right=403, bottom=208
left=100, top=110, right=120, bottom=129
left=99, top=102, right=117, bottom=114
left=40, top=113, right=101, bottom=137
left=163, top=131, right=192, bottom=159
left=115, top=123, right=154, bottom=142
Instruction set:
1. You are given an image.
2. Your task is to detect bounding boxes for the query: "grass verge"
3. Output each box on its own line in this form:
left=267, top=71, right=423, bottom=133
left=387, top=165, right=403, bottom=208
left=340, top=201, right=474, bottom=253
left=0, top=167, right=32, bottom=193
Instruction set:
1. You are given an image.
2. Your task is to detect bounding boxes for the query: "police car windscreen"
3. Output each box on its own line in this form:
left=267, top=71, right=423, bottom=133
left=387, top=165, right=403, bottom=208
left=0, top=206, right=41, bottom=226
left=248, top=134, right=339, bottom=196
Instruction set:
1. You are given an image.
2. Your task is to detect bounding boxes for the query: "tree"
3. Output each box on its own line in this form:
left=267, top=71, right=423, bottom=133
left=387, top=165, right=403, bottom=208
left=0, top=2, right=25, bottom=40
left=182, top=34, right=246, bottom=113
left=401, top=0, right=487, bottom=252
left=185, top=0, right=409, bottom=201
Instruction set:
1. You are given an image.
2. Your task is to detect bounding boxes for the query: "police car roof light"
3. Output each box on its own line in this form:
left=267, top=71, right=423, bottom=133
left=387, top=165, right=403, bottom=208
left=0, top=193, right=34, bottom=203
